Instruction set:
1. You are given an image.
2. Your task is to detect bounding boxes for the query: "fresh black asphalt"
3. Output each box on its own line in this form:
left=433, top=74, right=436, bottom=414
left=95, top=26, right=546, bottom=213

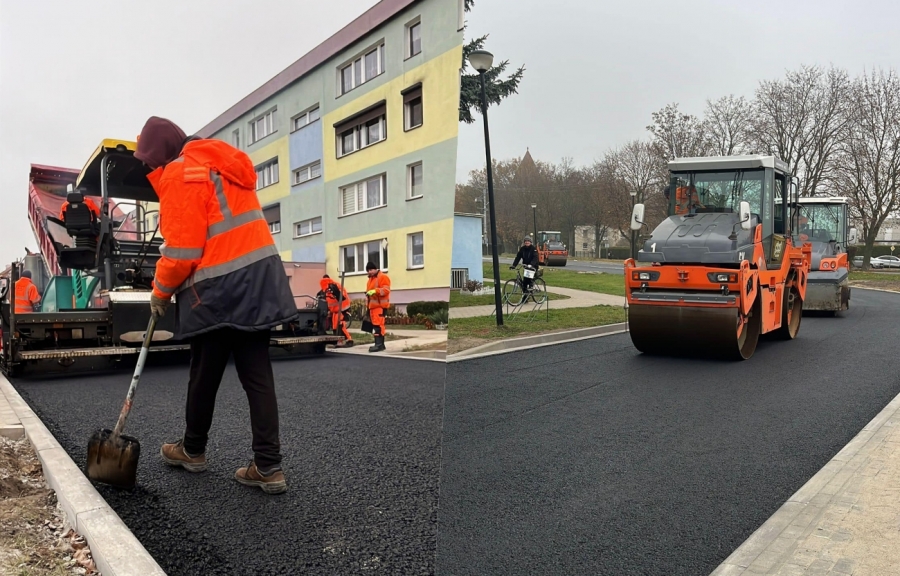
left=437, top=288, right=900, bottom=576
left=14, top=355, right=444, bottom=576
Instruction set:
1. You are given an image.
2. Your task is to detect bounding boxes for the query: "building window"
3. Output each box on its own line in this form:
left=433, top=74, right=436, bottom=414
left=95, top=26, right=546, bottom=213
left=407, top=20, right=421, bottom=58
left=339, top=43, right=385, bottom=96
left=250, top=108, right=277, bottom=144
left=408, top=232, right=424, bottom=268
left=341, top=239, right=388, bottom=274
left=335, top=102, right=387, bottom=157
left=263, top=204, right=281, bottom=235
left=403, top=85, right=423, bottom=131
left=231, top=129, right=240, bottom=149
left=340, top=174, right=386, bottom=216
left=294, top=161, right=321, bottom=185
left=407, top=162, right=423, bottom=199
left=292, top=106, right=320, bottom=131
left=256, top=158, right=279, bottom=190
left=295, top=216, right=323, bottom=238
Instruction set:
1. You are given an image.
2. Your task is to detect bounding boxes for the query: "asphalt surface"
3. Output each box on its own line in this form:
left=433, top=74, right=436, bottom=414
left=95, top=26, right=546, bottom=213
left=437, top=288, right=900, bottom=576
left=490, top=256, right=624, bottom=274
left=14, top=355, right=444, bottom=576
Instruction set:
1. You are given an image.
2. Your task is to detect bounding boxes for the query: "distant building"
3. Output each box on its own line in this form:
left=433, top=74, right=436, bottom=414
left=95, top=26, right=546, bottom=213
left=573, top=225, right=627, bottom=257
left=452, top=213, right=484, bottom=287
left=148, top=0, right=465, bottom=305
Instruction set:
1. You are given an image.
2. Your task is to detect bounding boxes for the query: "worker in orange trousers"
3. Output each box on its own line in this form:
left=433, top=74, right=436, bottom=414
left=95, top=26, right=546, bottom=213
left=319, top=275, right=353, bottom=347
left=365, top=262, right=391, bottom=353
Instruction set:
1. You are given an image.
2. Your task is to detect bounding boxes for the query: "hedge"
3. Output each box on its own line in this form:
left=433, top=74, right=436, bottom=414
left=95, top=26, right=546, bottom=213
left=406, top=301, right=449, bottom=317
left=847, top=245, right=899, bottom=259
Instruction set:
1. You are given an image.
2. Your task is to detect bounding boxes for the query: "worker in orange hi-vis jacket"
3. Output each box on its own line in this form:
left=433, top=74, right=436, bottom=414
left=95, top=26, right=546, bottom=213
left=135, top=115, right=298, bottom=495
left=365, top=262, right=391, bottom=353
left=319, top=275, right=354, bottom=347
left=14, top=270, right=41, bottom=314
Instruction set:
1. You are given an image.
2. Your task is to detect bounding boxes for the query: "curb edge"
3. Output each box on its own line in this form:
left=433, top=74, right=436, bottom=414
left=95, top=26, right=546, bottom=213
left=0, top=375, right=167, bottom=576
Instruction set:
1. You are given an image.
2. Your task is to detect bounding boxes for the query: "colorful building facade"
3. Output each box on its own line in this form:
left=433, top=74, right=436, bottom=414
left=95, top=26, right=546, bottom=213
left=195, top=0, right=464, bottom=306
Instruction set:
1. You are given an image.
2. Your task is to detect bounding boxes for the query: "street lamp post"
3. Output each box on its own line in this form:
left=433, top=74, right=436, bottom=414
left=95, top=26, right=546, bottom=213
left=469, top=48, right=504, bottom=326
left=630, top=191, right=638, bottom=260
left=531, top=203, right=538, bottom=247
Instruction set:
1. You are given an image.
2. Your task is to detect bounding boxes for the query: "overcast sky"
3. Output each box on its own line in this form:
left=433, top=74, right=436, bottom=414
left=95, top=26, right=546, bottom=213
left=0, top=0, right=377, bottom=267
left=456, top=0, right=900, bottom=182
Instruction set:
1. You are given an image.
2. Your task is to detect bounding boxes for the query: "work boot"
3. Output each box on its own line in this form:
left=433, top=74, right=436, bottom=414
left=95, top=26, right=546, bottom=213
left=368, top=335, right=386, bottom=353
left=234, top=461, right=287, bottom=494
left=160, top=440, right=207, bottom=473
left=344, top=339, right=354, bottom=348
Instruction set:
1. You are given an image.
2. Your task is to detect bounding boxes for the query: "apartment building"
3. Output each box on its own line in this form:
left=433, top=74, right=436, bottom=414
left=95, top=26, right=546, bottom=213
left=192, top=0, right=464, bottom=305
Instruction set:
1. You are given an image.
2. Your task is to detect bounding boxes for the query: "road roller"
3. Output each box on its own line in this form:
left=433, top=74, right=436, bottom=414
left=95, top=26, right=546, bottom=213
left=624, top=155, right=811, bottom=360
left=537, top=231, right=568, bottom=266
left=794, top=197, right=855, bottom=315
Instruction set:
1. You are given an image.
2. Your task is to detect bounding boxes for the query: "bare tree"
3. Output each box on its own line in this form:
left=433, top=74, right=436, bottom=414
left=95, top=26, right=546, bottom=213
left=751, top=65, right=851, bottom=196
left=647, top=103, right=710, bottom=161
left=837, top=68, right=900, bottom=266
left=607, top=141, right=666, bottom=252
left=704, top=95, right=753, bottom=156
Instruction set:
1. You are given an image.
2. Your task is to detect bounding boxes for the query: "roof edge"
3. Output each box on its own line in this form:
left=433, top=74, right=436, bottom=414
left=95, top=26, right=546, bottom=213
left=197, top=0, right=419, bottom=138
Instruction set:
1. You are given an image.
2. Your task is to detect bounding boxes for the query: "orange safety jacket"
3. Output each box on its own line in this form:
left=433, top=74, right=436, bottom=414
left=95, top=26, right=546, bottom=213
left=14, top=277, right=41, bottom=314
left=319, top=279, right=350, bottom=313
left=147, top=139, right=298, bottom=338
left=59, top=196, right=101, bottom=221
left=366, top=272, right=391, bottom=309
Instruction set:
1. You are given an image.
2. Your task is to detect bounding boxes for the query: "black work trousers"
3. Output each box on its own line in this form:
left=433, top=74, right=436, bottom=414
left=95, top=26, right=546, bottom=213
left=182, top=328, right=282, bottom=470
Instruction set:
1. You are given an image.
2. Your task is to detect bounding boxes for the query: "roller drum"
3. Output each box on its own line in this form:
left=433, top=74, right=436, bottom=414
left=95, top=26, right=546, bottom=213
left=628, top=303, right=760, bottom=361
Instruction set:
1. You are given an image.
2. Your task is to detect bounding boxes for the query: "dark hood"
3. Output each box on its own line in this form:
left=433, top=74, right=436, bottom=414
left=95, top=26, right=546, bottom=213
left=134, top=116, right=188, bottom=169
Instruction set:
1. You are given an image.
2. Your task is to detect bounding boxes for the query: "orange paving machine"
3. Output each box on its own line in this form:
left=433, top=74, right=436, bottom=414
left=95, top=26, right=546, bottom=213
left=624, top=155, right=812, bottom=360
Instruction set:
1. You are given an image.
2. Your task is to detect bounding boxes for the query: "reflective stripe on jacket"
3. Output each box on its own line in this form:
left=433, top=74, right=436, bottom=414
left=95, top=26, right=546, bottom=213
left=319, top=279, right=350, bottom=313
left=366, top=272, right=391, bottom=309
left=147, top=139, right=297, bottom=339
left=14, top=278, right=40, bottom=314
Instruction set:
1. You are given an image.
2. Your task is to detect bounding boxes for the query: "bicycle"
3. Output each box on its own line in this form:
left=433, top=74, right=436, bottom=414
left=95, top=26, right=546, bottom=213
left=503, top=264, right=547, bottom=307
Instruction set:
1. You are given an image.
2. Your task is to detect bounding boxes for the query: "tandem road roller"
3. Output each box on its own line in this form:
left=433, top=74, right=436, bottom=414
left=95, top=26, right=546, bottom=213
left=624, top=155, right=812, bottom=360
left=795, top=197, right=856, bottom=314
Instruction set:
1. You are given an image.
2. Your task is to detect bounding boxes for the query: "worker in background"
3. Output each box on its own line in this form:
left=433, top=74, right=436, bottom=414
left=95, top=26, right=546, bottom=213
left=135, top=116, right=298, bottom=495
left=674, top=183, right=705, bottom=215
left=511, top=236, right=540, bottom=292
left=365, top=262, right=391, bottom=353
left=14, top=270, right=41, bottom=314
left=319, top=275, right=353, bottom=347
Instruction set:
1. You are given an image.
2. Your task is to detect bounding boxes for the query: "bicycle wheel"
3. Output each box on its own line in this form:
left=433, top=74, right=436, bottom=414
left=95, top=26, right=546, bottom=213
left=530, top=278, right=548, bottom=304
left=503, top=279, right=524, bottom=306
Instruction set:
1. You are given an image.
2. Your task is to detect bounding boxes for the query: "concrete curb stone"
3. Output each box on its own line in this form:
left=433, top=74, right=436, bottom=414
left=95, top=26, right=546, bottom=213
left=0, top=375, right=167, bottom=576
left=447, top=322, right=628, bottom=362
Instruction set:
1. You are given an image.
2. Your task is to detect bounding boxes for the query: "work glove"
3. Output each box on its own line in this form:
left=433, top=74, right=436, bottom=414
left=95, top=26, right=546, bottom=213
left=150, top=294, right=171, bottom=318
left=366, top=289, right=377, bottom=297
left=509, top=266, right=516, bottom=270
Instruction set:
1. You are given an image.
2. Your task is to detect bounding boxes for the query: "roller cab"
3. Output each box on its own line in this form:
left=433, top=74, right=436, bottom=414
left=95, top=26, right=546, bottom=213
left=625, top=155, right=811, bottom=360
left=794, top=197, right=853, bottom=314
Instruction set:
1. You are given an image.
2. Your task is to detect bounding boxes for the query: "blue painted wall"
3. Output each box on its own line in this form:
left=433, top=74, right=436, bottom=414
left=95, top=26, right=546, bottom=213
left=289, top=121, right=323, bottom=170
left=452, top=214, right=483, bottom=283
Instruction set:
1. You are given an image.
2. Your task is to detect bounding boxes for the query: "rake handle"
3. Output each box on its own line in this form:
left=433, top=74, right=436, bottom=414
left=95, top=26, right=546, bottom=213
left=112, top=313, right=158, bottom=438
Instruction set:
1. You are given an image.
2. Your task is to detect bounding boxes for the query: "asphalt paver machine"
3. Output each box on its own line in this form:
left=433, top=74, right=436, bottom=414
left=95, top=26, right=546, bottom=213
left=794, top=197, right=855, bottom=314
left=1, top=140, right=337, bottom=377
left=624, top=155, right=812, bottom=360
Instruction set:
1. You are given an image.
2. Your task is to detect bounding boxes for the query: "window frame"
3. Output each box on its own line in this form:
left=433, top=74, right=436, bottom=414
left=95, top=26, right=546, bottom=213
left=293, top=161, right=322, bottom=186
left=407, top=231, right=424, bottom=269
left=337, top=42, right=386, bottom=97
left=255, top=158, right=280, bottom=191
left=231, top=128, right=240, bottom=149
left=294, top=216, right=323, bottom=238
left=339, top=173, right=388, bottom=217
left=406, top=17, right=422, bottom=59
left=340, top=239, right=389, bottom=275
left=291, top=105, right=320, bottom=132
left=249, top=107, right=277, bottom=145
left=402, top=84, right=423, bottom=132
left=407, top=162, right=424, bottom=200
left=335, top=108, right=387, bottom=158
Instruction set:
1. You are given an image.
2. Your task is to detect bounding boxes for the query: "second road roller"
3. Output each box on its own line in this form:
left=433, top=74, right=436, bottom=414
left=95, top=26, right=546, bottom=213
left=624, top=155, right=812, bottom=360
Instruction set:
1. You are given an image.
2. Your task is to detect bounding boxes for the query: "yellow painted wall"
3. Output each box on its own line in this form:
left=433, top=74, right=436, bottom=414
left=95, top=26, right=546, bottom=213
left=323, top=217, right=453, bottom=294
left=247, top=136, right=290, bottom=206
left=322, top=44, right=463, bottom=182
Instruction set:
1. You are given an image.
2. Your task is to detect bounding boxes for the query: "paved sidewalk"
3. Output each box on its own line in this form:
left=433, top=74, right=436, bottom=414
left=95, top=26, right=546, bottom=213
left=0, top=382, right=24, bottom=440
left=329, top=328, right=446, bottom=357
left=449, top=285, right=625, bottom=319
left=713, top=390, right=900, bottom=575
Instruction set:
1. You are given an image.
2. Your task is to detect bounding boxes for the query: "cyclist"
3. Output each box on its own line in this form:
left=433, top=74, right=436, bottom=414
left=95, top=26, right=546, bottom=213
left=510, top=235, right=540, bottom=292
